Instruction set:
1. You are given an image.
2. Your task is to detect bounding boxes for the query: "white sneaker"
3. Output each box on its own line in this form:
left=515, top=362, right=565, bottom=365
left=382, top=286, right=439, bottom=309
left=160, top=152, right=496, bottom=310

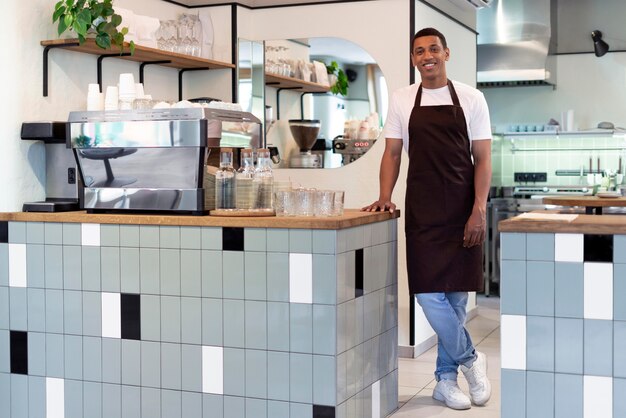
left=432, top=379, right=471, bottom=410
left=460, top=351, right=491, bottom=406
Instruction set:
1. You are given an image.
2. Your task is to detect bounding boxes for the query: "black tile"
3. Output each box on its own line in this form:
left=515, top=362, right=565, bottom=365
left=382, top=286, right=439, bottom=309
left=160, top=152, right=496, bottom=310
left=0, top=221, right=7, bottom=243
left=313, top=405, right=335, bottom=418
left=121, top=293, right=141, bottom=340
left=10, top=330, right=28, bottom=375
left=355, top=248, right=364, bottom=298
left=584, top=234, right=613, bottom=262
left=223, top=227, right=244, bottom=251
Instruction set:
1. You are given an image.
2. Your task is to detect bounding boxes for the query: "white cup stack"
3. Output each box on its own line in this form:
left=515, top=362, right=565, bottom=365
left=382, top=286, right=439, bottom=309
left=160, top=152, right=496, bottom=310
left=87, top=83, right=104, bottom=111
left=104, top=86, right=119, bottom=111
left=118, top=73, right=136, bottom=110
left=134, top=83, right=145, bottom=99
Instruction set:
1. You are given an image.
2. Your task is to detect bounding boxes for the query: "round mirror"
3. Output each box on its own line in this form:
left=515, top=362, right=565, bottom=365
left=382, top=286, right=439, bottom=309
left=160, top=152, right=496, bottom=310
left=264, top=37, right=388, bottom=168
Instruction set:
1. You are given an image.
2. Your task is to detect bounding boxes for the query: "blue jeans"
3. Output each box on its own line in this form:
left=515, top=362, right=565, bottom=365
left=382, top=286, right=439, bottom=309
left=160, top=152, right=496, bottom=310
left=416, top=292, right=476, bottom=381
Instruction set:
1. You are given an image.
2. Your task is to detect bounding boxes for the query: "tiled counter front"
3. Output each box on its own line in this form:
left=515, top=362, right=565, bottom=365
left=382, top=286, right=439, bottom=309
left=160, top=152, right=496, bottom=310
left=500, top=232, right=626, bottom=418
left=0, top=219, right=398, bottom=418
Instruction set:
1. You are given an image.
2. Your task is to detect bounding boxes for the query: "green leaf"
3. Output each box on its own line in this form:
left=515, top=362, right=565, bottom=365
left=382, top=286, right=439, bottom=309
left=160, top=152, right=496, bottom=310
left=65, top=0, right=75, bottom=7
left=57, top=18, right=68, bottom=35
left=95, top=32, right=111, bottom=49
left=129, top=41, right=135, bottom=55
left=54, top=0, right=63, bottom=9
left=78, top=33, right=86, bottom=44
left=63, top=14, right=74, bottom=30
left=76, top=9, right=91, bottom=26
left=52, top=5, right=66, bottom=22
left=73, top=20, right=87, bottom=37
left=91, top=3, right=103, bottom=16
left=110, top=13, right=121, bottom=27
left=97, top=20, right=107, bottom=32
left=120, top=27, right=128, bottom=35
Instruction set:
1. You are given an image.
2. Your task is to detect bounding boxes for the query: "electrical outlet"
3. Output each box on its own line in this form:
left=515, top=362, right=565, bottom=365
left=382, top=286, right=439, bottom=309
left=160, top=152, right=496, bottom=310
left=514, top=172, right=548, bottom=182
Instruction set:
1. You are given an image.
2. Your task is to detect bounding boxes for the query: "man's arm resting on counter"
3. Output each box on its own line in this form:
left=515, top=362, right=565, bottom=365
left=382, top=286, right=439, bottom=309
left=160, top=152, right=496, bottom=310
left=362, top=138, right=403, bottom=212
left=463, top=139, right=492, bottom=247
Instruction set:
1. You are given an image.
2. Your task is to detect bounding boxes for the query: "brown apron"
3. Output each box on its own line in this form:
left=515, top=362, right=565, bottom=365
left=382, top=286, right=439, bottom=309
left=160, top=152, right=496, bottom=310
left=405, top=80, right=483, bottom=294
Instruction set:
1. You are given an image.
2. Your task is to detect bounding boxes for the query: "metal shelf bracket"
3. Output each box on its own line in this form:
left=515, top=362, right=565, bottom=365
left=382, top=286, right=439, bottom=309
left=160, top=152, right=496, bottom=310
left=43, top=42, right=79, bottom=97
left=139, top=60, right=172, bottom=84
left=178, top=68, right=210, bottom=101
left=275, top=87, right=301, bottom=120
left=97, top=53, right=132, bottom=92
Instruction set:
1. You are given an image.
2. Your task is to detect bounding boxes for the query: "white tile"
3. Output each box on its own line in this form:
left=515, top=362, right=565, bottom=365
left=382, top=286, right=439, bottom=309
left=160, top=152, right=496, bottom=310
left=8, top=243, right=27, bottom=287
left=500, top=314, right=526, bottom=370
left=372, top=379, right=380, bottom=418
left=584, top=375, right=612, bottom=418
left=289, top=253, right=312, bottom=304
left=202, top=346, right=223, bottom=394
left=101, top=292, right=121, bottom=338
left=584, top=263, right=613, bottom=320
left=46, top=377, right=65, bottom=418
left=81, top=223, right=101, bottom=246
left=554, top=233, right=583, bottom=262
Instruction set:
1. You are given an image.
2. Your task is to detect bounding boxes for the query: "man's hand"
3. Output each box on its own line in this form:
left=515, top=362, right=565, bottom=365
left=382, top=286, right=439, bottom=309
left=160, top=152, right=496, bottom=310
left=463, top=207, right=486, bottom=247
left=362, top=200, right=396, bottom=213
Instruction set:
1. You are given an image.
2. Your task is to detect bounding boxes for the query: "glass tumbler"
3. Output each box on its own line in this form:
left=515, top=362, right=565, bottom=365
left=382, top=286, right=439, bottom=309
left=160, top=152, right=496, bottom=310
left=314, top=190, right=334, bottom=217
left=295, top=188, right=315, bottom=216
left=274, top=190, right=287, bottom=217
left=331, top=190, right=345, bottom=216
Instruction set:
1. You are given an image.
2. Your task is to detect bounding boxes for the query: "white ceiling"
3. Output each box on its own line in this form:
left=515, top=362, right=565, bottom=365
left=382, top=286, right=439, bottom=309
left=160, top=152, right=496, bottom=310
left=173, top=0, right=364, bottom=7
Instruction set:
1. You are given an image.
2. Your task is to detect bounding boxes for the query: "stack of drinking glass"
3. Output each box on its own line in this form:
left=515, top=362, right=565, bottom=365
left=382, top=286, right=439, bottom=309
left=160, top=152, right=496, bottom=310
left=273, top=188, right=345, bottom=217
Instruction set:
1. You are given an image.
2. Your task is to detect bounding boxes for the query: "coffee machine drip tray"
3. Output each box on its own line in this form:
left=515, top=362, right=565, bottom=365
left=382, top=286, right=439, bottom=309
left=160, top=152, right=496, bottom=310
left=23, top=199, right=80, bottom=212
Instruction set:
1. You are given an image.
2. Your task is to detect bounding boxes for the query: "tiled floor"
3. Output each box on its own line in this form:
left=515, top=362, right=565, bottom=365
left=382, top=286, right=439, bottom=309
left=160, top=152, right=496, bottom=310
left=390, top=296, right=501, bottom=417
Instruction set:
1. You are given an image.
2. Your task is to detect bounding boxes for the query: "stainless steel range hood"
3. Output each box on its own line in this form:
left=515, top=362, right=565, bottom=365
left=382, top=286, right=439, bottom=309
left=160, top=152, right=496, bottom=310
left=477, top=0, right=556, bottom=87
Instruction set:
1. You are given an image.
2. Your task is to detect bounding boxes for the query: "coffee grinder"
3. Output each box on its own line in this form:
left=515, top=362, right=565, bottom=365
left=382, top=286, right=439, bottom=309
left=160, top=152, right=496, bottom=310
left=288, top=119, right=323, bottom=168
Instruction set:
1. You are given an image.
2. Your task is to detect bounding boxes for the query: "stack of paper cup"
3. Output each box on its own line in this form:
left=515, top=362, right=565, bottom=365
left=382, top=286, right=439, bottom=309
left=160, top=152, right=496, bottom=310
left=87, top=83, right=104, bottom=111
left=118, top=73, right=136, bottom=110
left=104, top=86, right=119, bottom=111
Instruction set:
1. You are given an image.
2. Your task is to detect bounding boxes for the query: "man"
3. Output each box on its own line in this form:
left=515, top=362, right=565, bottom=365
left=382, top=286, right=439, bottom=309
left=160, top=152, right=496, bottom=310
left=363, top=27, right=492, bottom=410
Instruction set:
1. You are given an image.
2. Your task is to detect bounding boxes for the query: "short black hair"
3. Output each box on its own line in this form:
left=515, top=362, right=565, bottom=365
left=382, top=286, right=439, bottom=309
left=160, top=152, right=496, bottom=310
left=412, top=27, right=448, bottom=52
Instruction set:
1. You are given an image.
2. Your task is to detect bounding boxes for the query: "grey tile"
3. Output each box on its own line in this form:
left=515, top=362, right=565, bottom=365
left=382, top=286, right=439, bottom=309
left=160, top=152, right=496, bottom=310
left=554, top=373, right=583, bottom=418
left=267, top=302, right=290, bottom=351
left=346, top=226, right=364, bottom=252
left=0, top=330, right=8, bottom=373
left=120, top=225, right=140, bottom=247
left=64, top=290, right=83, bottom=335
left=44, top=222, right=63, bottom=244
left=246, top=349, right=268, bottom=398
left=160, top=226, right=180, bottom=249
left=63, top=245, right=82, bottom=290
left=584, top=319, right=613, bottom=376
left=555, top=262, right=584, bottom=318
left=121, top=340, right=141, bottom=386
left=83, top=336, right=102, bottom=382
left=615, top=321, right=626, bottom=378
left=0, top=373, right=8, bottom=417
left=290, top=229, right=312, bottom=253
left=181, top=344, right=203, bottom=392
left=121, top=385, right=140, bottom=418
left=245, top=301, right=267, bottom=349
left=346, top=299, right=357, bottom=350
left=26, top=244, right=45, bottom=288
left=84, top=381, right=103, bottom=418
left=527, top=233, right=555, bottom=261
left=27, top=288, right=46, bottom=332
left=501, top=369, right=525, bottom=418
left=10, top=374, right=28, bottom=418
left=224, top=396, right=244, bottom=418
left=101, top=224, right=120, bottom=247
left=102, top=383, right=122, bottom=418
left=313, top=304, right=336, bottom=355
left=616, top=264, right=626, bottom=321
left=101, top=247, right=121, bottom=292
left=8, top=222, right=26, bottom=244
left=83, top=291, right=102, bottom=337
left=223, top=348, right=245, bottom=396
left=500, top=260, right=526, bottom=315
left=28, top=375, right=46, bottom=418
left=0, top=287, right=6, bottom=330
left=141, top=387, right=161, bottom=418
left=28, top=332, right=46, bottom=376
left=0, top=245, right=7, bottom=287
left=203, top=394, right=224, bottom=418
left=182, top=391, right=202, bottom=418
left=526, top=371, right=554, bottom=418
left=202, top=250, right=223, bottom=298
left=65, top=335, right=83, bottom=380
left=267, top=252, right=289, bottom=302
left=181, top=250, right=202, bottom=296
left=337, top=302, right=347, bottom=354
left=141, top=341, right=161, bottom=388
left=45, top=289, right=63, bottom=333
left=141, top=295, right=160, bottom=341
left=313, top=254, right=337, bottom=305
left=223, top=299, right=245, bottom=348
left=160, top=249, right=181, bottom=296
left=120, top=247, right=140, bottom=293
left=267, top=400, right=289, bottom=418
left=202, top=298, right=223, bottom=346
left=82, top=246, right=101, bottom=291
left=290, top=402, right=312, bottom=418
left=314, top=355, right=336, bottom=406
left=46, top=333, right=64, bottom=378
left=501, top=232, right=526, bottom=260
left=161, top=389, right=182, bottom=418
left=201, top=227, right=222, bottom=250
left=246, top=398, right=267, bottom=418
left=139, top=225, right=159, bottom=248
left=66, top=379, right=84, bottom=418
left=290, top=303, right=313, bottom=353
left=245, top=252, right=266, bottom=300
left=616, top=378, right=626, bottom=418
left=313, top=230, right=336, bottom=255
left=267, top=229, right=289, bottom=252
left=337, top=230, right=347, bottom=254
left=526, top=261, right=554, bottom=316
left=44, top=245, right=63, bottom=289
left=25, top=222, right=44, bottom=244
left=181, top=226, right=202, bottom=249
left=616, top=235, right=626, bottom=263
left=181, top=297, right=202, bottom=344
left=161, top=296, right=181, bottom=343
left=555, top=318, right=583, bottom=374
left=290, top=353, right=313, bottom=403
left=161, top=343, right=182, bottom=390
left=267, top=351, right=290, bottom=401
left=223, top=252, right=244, bottom=299
left=140, top=248, right=160, bottom=294
left=63, top=223, right=81, bottom=245
left=102, top=338, right=121, bottom=384
left=244, top=228, right=266, bottom=251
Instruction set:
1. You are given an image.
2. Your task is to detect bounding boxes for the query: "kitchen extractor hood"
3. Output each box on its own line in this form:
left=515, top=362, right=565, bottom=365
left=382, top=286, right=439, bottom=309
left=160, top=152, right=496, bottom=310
left=476, top=0, right=556, bottom=87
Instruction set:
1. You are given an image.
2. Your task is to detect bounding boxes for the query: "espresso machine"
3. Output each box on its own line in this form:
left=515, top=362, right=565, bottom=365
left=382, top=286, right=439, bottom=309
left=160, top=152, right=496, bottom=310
left=332, top=135, right=377, bottom=165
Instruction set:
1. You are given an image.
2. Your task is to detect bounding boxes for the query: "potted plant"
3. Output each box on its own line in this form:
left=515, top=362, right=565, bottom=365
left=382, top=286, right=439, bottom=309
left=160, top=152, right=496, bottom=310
left=53, top=0, right=135, bottom=53
left=325, top=61, right=349, bottom=96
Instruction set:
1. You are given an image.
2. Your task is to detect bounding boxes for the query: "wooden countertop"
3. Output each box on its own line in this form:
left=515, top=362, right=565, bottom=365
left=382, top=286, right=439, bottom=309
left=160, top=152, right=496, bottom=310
left=542, top=196, right=626, bottom=207
left=0, top=209, right=399, bottom=230
left=499, top=211, right=626, bottom=234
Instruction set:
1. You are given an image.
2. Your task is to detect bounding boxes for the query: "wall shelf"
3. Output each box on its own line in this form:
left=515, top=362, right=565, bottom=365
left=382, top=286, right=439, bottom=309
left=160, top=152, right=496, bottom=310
left=265, top=73, right=330, bottom=93
left=497, top=129, right=622, bottom=138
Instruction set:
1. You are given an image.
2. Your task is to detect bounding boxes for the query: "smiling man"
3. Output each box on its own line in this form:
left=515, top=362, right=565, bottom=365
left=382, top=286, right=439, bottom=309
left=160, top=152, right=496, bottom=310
left=363, top=27, right=493, bottom=410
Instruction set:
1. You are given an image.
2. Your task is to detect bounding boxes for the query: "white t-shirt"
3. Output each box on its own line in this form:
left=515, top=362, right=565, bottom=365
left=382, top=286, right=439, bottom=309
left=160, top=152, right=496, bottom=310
left=384, top=80, right=492, bottom=152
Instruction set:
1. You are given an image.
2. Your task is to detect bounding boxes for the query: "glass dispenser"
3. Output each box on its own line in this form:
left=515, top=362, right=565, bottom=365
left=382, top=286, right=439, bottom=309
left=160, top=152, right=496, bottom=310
left=254, top=148, right=273, bottom=210
left=236, top=148, right=256, bottom=210
left=215, top=148, right=236, bottom=210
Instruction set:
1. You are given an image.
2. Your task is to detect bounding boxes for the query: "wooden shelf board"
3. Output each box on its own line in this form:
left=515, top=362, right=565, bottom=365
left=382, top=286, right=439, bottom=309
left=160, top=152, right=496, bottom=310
left=41, top=39, right=235, bottom=70
left=265, top=73, right=330, bottom=93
